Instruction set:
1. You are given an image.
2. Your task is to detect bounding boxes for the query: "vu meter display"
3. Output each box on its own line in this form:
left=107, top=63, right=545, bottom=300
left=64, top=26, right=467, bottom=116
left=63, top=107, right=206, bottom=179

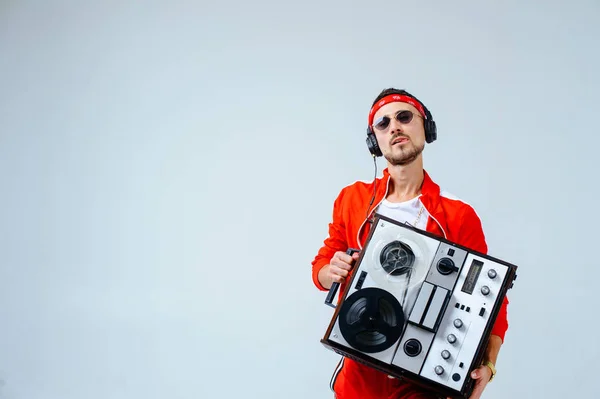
left=461, top=259, right=483, bottom=295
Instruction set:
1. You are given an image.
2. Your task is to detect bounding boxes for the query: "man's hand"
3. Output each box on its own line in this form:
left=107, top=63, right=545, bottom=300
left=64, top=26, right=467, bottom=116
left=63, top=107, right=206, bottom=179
left=446, top=333, right=501, bottom=399
left=454, top=364, right=493, bottom=399
left=444, top=365, right=492, bottom=399
left=317, top=251, right=360, bottom=289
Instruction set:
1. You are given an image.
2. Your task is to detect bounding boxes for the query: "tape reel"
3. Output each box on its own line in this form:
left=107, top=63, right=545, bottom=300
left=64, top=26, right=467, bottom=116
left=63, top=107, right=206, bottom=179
left=369, top=233, right=430, bottom=289
left=338, top=287, right=405, bottom=353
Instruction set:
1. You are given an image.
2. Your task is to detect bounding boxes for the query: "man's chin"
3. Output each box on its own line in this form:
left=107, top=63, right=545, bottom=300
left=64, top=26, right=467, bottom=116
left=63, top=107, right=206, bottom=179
left=385, top=146, right=423, bottom=166
left=389, top=158, right=415, bottom=166
left=385, top=152, right=419, bottom=166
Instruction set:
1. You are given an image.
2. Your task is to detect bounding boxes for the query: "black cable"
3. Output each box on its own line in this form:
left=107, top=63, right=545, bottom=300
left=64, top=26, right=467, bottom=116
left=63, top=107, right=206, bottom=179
left=364, top=154, right=378, bottom=223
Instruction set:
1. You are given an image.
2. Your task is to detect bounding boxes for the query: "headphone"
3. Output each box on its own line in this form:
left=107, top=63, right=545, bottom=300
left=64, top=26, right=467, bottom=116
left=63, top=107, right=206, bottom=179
left=366, top=94, right=437, bottom=157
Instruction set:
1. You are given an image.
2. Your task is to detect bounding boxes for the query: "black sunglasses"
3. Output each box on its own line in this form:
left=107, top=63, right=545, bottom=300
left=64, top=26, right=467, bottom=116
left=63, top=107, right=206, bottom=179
left=372, top=110, right=420, bottom=131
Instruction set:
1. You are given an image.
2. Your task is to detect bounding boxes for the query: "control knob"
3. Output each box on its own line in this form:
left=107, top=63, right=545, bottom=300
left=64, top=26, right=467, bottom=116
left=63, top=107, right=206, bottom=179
left=453, top=318, right=463, bottom=328
left=404, top=339, right=422, bottom=357
left=481, top=285, right=490, bottom=296
left=435, top=365, right=444, bottom=375
left=441, top=350, right=450, bottom=360
left=447, top=334, right=457, bottom=344
left=488, top=269, right=497, bottom=279
left=437, top=258, right=459, bottom=275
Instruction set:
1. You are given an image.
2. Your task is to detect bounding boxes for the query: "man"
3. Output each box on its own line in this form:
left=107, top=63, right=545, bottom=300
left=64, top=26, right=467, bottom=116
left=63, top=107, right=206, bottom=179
left=311, top=88, right=509, bottom=399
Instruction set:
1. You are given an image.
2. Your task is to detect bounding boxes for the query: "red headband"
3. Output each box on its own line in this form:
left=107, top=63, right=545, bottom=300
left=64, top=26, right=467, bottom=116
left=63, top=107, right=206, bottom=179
left=368, top=94, right=427, bottom=126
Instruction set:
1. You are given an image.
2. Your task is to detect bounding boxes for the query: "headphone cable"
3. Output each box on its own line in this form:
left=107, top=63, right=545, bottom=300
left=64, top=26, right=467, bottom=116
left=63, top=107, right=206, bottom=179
left=364, top=154, right=378, bottom=223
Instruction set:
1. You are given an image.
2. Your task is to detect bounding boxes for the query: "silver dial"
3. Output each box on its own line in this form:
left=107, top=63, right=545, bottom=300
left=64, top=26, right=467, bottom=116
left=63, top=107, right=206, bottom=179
left=488, top=269, right=497, bottom=279
left=481, top=285, right=490, bottom=295
left=453, top=318, right=463, bottom=328
left=435, top=365, right=444, bottom=375
left=447, top=334, right=457, bottom=344
left=441, top=350, right=450, bottom=359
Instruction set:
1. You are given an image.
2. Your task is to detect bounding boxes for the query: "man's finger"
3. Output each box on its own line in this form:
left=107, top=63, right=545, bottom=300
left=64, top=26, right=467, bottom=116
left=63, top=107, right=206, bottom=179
left=470, top=365, right=489, bottom=379
left=467, top=366, right=490, bottom=399
left=330, top=255, right=353, bottom=270
left=332, top=267, right=349, bottom=278
left=334, top=251, right=350, bottom=261
left=336, top=251, right=356, bottom=264
left=331, top=259, right=352, bottom=271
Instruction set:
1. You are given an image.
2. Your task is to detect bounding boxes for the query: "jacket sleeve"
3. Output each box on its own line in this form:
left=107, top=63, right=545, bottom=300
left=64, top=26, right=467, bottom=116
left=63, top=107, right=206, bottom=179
left=311, top=188, right=349, bottom=291
left=459, top=205, right=509, bottom=343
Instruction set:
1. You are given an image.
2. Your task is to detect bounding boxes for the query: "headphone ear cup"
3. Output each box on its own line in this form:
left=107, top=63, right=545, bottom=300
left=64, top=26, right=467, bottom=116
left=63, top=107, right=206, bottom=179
left=425, top=119, right=437, bottom=143
left=366, top=128, right=383, bottom=157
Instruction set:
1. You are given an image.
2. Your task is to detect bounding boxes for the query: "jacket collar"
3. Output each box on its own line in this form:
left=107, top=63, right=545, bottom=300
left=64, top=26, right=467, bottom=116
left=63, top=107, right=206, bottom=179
left=379, top=167, right=440, bottom=198
left=379, top=167, right=447, bottom=235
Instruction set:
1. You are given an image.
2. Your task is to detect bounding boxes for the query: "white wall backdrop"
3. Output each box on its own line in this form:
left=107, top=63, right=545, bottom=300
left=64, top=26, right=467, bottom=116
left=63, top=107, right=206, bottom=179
left=1, top=1, right=598, bottom=398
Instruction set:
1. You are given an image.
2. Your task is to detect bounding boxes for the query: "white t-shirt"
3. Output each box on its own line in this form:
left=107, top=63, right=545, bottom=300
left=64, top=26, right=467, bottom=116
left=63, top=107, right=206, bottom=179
left=375, top=196, right=429, bottom=231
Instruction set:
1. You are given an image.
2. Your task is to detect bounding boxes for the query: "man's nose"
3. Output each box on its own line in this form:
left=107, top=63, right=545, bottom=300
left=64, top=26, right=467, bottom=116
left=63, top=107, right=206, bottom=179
left=388, top=117, right=403, bottom=133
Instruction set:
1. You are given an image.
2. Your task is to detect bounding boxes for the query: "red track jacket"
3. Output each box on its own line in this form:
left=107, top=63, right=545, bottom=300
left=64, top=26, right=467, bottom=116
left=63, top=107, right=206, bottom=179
left=312, top=168, right=509, bottom=399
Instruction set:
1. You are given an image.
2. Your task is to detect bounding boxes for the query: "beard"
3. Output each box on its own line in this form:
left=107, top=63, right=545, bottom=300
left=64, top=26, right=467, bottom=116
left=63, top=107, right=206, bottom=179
left=383, top=140, right=425, bottom=166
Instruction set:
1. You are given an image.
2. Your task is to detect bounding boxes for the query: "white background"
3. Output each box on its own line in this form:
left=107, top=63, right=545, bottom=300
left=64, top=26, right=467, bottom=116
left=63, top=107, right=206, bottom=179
left=1, top=1, right=598, bottom=398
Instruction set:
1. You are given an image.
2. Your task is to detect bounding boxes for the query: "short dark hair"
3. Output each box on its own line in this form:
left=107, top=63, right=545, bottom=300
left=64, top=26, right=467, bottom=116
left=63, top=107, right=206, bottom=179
left=371, top=88, right=433, bottom=120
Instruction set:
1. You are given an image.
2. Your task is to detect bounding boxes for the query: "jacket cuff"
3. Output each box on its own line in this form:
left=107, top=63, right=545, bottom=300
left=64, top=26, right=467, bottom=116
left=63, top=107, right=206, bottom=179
left=312, top=259, right=329, bottom=291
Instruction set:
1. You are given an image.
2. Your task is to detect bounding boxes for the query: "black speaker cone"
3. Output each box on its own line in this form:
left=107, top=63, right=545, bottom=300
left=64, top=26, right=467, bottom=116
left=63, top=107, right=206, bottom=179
left=338, top=287, right=405, bottom=353
left=380, top=240, right=416, bottom=276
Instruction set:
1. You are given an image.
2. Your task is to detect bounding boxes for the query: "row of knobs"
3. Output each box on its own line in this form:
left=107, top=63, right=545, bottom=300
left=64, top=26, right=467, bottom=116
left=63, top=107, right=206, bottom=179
left=448, top=318, right=463, bottom=343
left=481, top=269, right=497, bottom=295
left=435, top=318, right=464, bottom=375
left=434, top=269, right=497, bottom=377
left=435, top=319, right=463, bottom=375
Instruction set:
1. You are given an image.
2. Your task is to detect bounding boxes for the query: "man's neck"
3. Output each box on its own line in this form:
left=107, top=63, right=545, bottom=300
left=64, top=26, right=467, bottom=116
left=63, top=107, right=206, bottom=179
left=385, top=157, right=425, bottom=203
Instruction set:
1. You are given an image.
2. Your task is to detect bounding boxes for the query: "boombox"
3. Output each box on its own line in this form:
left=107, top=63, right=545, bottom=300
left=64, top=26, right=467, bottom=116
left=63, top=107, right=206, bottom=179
left=320, top=213, right=517, bottom=398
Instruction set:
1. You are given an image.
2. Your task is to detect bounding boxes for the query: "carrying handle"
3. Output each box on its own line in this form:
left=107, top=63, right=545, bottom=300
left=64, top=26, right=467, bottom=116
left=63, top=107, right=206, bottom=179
left=324, top=248, right=360, bottom=308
